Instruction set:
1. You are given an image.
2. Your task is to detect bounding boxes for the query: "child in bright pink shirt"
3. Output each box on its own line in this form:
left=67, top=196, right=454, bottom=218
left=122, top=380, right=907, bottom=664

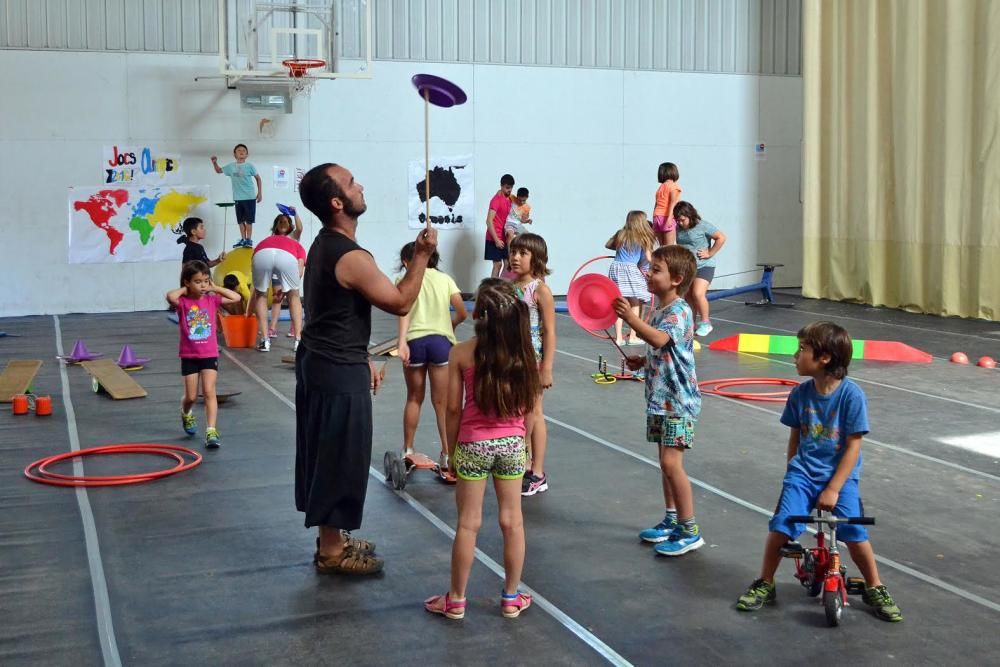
left=166, top=260, right=242, bottom=449
left=251, top=215, right=307, bottom=352
left=485, top=174, right=515, bottom=278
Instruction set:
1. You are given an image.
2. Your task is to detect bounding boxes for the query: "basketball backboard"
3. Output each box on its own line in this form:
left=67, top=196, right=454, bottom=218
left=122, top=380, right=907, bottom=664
left=218, top=0, right=373, bottom=84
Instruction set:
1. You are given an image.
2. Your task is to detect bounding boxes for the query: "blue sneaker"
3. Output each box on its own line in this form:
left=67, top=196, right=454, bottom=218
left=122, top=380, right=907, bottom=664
left=181, top=410, right=197, bottom=436
left=654, top=524, right=705, bottom=556
left=639, top=513, right=677, bottom=543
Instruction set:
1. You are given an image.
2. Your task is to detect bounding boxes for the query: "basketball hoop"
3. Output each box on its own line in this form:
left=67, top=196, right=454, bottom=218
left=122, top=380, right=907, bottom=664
left=283, top=58, right=326, bottom=78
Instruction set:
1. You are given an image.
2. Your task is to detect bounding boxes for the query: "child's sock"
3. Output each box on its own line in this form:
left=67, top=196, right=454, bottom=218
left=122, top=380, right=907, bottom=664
left=679, top=516, right=697, bottom=533
left=666, top=507, right=678, bottom=523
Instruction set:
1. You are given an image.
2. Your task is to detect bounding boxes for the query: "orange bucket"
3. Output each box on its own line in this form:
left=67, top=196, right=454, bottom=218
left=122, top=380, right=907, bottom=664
left=220, top=314, right=259, bottom=348
left=35, top=396, right=53, bottom=416
left=12, top=394, right=29, bottom=415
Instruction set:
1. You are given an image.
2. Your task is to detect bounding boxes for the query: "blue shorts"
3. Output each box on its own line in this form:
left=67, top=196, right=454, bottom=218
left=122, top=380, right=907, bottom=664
left=484, top=238, right=508, bottom=261
left=234, top=199, right=256, bottom=224
left=768, top=470, right=869, bottom=542
left=405, top=334, right=452, bottom=367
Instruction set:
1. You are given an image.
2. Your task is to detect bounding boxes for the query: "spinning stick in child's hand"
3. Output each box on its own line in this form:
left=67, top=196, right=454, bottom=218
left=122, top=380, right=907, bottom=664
left=411, top=74, right=468, bottom=232
left=567, top=274, right=629, bottom=357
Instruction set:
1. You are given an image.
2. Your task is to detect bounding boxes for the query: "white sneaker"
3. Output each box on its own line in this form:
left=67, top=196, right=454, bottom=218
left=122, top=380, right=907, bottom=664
left=257, top=338, right=270, bottom=352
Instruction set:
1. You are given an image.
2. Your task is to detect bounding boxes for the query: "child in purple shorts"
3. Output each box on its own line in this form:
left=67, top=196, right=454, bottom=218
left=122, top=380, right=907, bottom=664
left=396, top=243, right=467, bottom=466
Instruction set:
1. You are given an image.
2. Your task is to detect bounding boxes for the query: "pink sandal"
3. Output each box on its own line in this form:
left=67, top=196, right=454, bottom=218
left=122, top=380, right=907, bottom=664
left=424, top=593, right=466, bottom=620
left=501, top=592, right=532, bottom=618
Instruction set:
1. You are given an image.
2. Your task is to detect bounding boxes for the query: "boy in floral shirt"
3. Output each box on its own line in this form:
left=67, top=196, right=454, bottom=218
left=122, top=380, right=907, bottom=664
left=615, top=245, right=704, bottom=556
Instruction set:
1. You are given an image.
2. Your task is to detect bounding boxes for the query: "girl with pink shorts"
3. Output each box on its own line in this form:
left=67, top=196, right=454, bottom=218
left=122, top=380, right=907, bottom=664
left=653, top=162, right=682, bottom=246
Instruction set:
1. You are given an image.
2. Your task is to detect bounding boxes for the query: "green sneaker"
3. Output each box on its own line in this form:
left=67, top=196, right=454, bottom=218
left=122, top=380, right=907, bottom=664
left=736, top=578, right=776, bottom=611
left=862, top=585, right=903, bottom=622
left=205, top=428, right=221, bottom=449
left=182, top=411, right=197, bottom=436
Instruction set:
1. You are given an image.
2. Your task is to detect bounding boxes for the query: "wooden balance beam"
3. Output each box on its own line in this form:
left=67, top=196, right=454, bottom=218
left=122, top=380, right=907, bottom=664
left=0, top=360, right=43, bottom=402
left=81, top=359, right=147, bottom=400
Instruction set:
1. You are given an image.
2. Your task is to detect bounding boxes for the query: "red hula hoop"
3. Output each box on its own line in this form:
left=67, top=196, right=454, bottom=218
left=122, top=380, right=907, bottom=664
left=698, top=377, right=799, bottom=403
left=570, top=256, right=655, bottom=342
left=25, top=444, right=203, bottom=487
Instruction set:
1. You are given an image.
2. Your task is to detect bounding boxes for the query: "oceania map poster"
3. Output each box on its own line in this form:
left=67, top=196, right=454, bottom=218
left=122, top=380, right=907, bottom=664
left=407, top=155, right=474, bottom=230
left=68, top=185, right=210, bottom=264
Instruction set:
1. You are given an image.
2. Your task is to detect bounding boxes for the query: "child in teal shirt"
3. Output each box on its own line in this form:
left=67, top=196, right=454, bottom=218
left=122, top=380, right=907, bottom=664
left=211, top=143, right=262, bottom=248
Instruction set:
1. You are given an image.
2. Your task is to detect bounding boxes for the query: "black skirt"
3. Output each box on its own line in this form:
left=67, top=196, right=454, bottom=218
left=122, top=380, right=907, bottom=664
left=295, top=349, right=372, bottom=529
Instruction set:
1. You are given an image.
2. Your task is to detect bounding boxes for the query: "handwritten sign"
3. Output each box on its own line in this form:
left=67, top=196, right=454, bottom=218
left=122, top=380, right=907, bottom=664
left=103, top=145, right=182, bottom=185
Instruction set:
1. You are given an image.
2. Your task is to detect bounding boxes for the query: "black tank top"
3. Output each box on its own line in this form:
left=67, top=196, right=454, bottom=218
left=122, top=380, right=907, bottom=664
left=300, top=228, right=371, bottom=364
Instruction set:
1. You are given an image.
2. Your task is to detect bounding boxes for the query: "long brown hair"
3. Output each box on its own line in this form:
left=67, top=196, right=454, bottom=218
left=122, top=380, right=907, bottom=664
left=611, top=210, right=655, bottom=253
left=472, top=279, right=541, bottom=417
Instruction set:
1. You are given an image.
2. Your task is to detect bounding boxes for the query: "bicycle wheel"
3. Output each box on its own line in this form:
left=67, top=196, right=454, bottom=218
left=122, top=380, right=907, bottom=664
left=823, top=589, right=843, bottom=627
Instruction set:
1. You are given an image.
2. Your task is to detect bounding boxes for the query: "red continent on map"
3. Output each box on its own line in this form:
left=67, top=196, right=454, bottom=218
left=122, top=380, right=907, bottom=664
left=73, top=190, right=128, bottom=254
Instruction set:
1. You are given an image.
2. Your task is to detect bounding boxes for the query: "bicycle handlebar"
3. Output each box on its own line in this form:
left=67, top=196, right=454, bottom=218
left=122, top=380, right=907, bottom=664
left=788, top=515, right=875, bottom=525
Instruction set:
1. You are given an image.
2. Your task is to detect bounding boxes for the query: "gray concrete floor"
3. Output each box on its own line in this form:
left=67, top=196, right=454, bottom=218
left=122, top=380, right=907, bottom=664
left=1, top=291, right=998, bottom=665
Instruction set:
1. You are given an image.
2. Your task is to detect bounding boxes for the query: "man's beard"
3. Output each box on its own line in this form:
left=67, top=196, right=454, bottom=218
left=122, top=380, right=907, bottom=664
left=344, top=197, right=367, bottom=218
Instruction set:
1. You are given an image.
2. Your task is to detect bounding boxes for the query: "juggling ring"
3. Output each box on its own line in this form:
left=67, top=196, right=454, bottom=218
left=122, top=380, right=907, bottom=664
left=25, top=444, right=203, bottom=487
left=570, top=256, right=655, bottom=342
left=698, top=378, right=798, bottom=403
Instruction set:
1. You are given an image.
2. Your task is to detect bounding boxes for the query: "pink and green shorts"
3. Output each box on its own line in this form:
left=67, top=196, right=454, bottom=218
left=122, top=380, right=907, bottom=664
left=454, top=435, right=526, bottom=481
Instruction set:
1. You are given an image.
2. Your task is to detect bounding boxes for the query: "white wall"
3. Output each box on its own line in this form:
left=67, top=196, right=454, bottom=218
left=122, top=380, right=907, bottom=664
left=0, top=51, right=802, bottom=316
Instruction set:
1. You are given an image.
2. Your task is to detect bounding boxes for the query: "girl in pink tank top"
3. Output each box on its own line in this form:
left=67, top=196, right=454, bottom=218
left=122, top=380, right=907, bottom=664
left=424, top=279, right=541, bottom=621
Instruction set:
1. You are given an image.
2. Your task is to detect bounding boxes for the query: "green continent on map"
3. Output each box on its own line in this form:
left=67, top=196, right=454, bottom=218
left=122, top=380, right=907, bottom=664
left=129, top=216, right=154, bottom=245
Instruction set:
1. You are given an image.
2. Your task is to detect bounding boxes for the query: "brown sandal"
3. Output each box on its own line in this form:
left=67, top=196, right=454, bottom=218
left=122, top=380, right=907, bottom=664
left=342, top=531, right=376, bottom=554
left=314, top=548, right=384, bottom=575
left=313, top=534, right=376, bottom=563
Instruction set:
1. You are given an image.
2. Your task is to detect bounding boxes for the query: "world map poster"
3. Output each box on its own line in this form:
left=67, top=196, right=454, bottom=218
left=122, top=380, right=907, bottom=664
left=68, top=185, right=211, bottom=264
left=407, top=155, right=474, bottom=230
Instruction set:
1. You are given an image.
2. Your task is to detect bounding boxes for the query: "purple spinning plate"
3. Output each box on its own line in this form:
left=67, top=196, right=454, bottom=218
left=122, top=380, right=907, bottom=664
left=411, top=74, right=467, bottom=108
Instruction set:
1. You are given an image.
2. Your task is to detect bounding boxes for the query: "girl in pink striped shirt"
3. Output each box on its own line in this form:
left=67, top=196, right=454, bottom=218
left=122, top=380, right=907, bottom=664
left=424, top=279, right=541, bottom=621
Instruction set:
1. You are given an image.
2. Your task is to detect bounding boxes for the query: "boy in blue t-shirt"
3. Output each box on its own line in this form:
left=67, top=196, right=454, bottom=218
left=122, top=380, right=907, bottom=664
left=211, top=143, right=262, bottom=249
left=615, top=245, right=704, bottom=557
left=736, top=321, right=902, bottom=622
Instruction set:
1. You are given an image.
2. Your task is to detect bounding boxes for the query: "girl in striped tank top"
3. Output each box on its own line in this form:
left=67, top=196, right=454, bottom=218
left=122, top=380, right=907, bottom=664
left=508, top=233, right=556, bottom=498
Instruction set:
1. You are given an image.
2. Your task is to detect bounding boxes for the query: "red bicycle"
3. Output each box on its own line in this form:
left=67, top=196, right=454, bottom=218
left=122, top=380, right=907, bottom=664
left=780, top=511, right=874, bottom=626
